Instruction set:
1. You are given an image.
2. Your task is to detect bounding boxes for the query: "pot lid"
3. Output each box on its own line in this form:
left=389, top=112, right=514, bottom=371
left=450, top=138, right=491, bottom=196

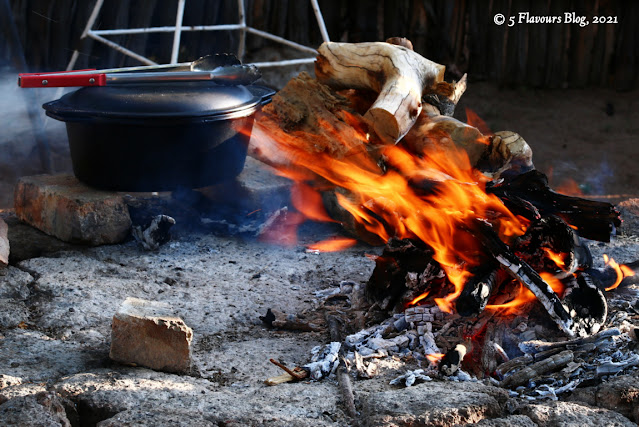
left=43, top=82, right=273, bottom=120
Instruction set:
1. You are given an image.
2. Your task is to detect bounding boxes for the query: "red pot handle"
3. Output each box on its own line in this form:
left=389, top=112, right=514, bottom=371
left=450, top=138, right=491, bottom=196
left=18, top=70, right=106, bottom=88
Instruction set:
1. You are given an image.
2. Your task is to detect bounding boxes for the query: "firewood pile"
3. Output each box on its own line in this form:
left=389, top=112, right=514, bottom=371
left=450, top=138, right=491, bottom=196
left=253, top=39, right=638, bottom=396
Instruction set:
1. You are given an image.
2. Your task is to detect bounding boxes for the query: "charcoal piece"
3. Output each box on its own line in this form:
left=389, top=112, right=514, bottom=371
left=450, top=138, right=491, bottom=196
left=513, top=215, right=592, bottom=278
left=439, top=343, right=468, bottom=376
left=487, top=170, right=621, bottom=242
left=131, top=215, right=175, bottom=251
left=456, top=262, right=503, bottom=317
left=563, top=272, right=608, bottom=336
left=366, top=238, right=445, bottom=312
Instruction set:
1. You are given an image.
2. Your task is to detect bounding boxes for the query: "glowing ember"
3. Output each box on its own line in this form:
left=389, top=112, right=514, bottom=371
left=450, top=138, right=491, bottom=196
left=306, top=237, right=357, bottom=253
left=603, top=254, right=635, bottom=291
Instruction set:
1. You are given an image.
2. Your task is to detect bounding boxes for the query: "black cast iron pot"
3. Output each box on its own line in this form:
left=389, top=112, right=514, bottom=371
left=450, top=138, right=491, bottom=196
left=43, top=82, right=275, bottom=191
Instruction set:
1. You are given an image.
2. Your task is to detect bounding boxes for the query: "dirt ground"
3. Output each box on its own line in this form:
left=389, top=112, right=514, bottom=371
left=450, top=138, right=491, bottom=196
left=456, top=82, right=639, bottom=202
left=1, top=62, right=637, bottom=208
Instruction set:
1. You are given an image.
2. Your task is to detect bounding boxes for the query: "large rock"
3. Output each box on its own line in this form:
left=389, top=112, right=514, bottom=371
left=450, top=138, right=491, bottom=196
left=0, top=391, right=71, bottom=426
left=359, top=381, right=509, bottom=426
left=110, top=297, right=193, bottom=374
left=460, top=414, right=537, bottom=426
left=569, top=372, right=639, bottom=423
left=1, top=212, right=80, bottom=263
left=0, top=217, right=8, bottom=267
left=519, top=401, right=635, bottom=427
left=14, top=174, right=131, bottom=245
left=97, top=409, right=217, bottom=426
left=0, top=299, right=29, bottom=328
left=54, top=368, right=340, bottom=426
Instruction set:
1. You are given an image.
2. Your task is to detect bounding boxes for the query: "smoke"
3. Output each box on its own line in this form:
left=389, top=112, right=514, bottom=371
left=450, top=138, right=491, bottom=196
left=583, top=158, right=614, bottom=196
left=0, top=65, right=71, bottom=207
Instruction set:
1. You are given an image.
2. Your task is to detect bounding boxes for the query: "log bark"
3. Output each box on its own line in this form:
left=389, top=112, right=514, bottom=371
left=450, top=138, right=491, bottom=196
left=315, top=41, right=446, bottom=143
left=251, top=72, right=378, bottom=169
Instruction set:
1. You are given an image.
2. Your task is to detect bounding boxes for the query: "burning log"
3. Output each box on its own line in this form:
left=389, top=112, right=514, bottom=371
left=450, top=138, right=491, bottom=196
left=471, top=220, right=576, bottom=336
left=513, top=215, right=591, bottom=279
left=455, top=262, right=503, bottom=317
left=487, top=170, right=621, bottom=242
left=366, top=238, right=446, bottom=311
left=562, top=272, right=608, bottom=335
left=315, top=41, right=446, bottom=142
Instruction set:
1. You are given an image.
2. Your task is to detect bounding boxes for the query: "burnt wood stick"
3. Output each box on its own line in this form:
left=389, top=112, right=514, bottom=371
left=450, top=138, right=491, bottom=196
left=518, top=328, right=620, bottom=355
left=500, top=350, right=574, bottom=388
left=439, top=343, right=469, bottom=376
left=471, top=220, right=575, bottom=337
left=455, top=262, right=503, bottom=317
left=487, top=170, right=621, bottom=242
left=325, top=313, right=358, bottom=423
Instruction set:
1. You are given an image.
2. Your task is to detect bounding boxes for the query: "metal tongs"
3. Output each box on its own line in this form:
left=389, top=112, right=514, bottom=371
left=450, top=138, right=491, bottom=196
left=18, top=54, right=261, bottom=88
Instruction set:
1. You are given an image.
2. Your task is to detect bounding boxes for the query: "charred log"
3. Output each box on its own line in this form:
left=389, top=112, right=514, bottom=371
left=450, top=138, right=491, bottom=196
left=455, top=262, right=503, bottom=317
left=587, top=259, right=639, bottom=289
left=471, top=220, right=575, bottom=337
left=487, top=170, right=621, bottom=242
left=562, top=272, right=608, bottom=336
left=513, top=215, right=592, bottom=279
left=366, top=238, right=446, bottom=311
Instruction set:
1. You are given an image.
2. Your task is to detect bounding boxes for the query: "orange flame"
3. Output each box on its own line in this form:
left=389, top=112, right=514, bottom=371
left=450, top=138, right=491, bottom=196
left=486, top=272, right=564, bottom=315
left=426, top=353, right=445, bottom=364
left=555, top=178, right=584, bottom=196
left=253, top=106, right=528, bottom=312
left=408, top=291, right=429, bottom=306
left=465, top=108, right=492, bottom=136
left=543, top=248, right=566, bottom=268
left=603, top=254, right=635, bottom=291
left=306, top=237, right=357, bottom=253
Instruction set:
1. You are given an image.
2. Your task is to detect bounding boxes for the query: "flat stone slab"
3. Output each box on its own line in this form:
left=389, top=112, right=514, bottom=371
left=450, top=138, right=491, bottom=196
left=359, top=381, right=509, bottom=426
left=110, top=297, right=193, bottom=374
left=0, top=391, right=71, bottom=426
left=53, top=368, right=340, bottom=426
left=569, top=371, right=639, bottom=423
left=14, top=174, right=131, bottom=245
left=519, top=401, right=636, bottom=427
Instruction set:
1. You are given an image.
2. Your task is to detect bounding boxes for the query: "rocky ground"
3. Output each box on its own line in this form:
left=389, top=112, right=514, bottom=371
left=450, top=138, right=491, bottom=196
left=1, top=63, right=639, bottom=426
left=0, top=159, right=638, bottom=426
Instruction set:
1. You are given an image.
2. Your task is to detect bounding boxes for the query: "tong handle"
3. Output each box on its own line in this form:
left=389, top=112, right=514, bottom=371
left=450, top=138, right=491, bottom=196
left=18, top=70, right=105, bottom=88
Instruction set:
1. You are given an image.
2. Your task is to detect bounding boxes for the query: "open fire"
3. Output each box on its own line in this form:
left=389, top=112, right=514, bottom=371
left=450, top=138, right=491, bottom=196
left=252, top=39, right=638, bottom=396
left=251, top=41, right=631, bottom=333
